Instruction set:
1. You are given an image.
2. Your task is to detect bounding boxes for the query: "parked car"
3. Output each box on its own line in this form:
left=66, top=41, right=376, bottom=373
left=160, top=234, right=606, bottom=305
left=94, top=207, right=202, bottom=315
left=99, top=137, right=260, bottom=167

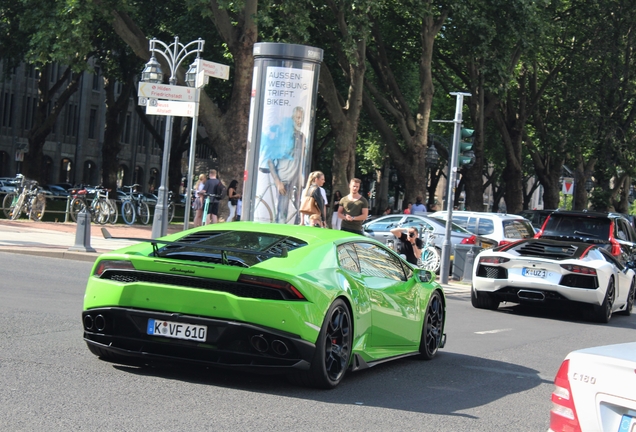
left=363, top=213, right=497, bottom=250
left=471, top=238, right=635, bottom=323
left=42, top=184, right=70, bottom=197
left=83, top=223, right=447, bottom=388
left=519, top=209, right=555, bottom=231
left=0, top=179, right=16, bottom=193
left=49, top=183, right=73, bottom=191
left=549, top=341, right=636, bottom=432
left=429, top=210, right=535, bottom=246
left=535, top=210, right=636, bottom=265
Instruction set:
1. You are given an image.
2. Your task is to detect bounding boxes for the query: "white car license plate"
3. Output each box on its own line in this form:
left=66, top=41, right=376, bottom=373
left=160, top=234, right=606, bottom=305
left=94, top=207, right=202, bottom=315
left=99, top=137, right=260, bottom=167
left=619, top=414, right=636, bottom=432
left=147, top=319, right=207, bottom=342
left=522, top=268, right=546, bottom=278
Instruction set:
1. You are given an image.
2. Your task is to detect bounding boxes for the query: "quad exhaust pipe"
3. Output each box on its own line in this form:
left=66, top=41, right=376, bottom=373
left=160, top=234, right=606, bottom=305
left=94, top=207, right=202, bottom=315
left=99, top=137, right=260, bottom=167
left=250, top=335, right=290, bottom=356
left=83, top=314, right=107, bottom=331
left=84, top=314, right=106, bottom=331
left=94, top=314, right=106, bottom=331
left=271, top=340, right=289, bottom=356
left=250, top=335, right=269, bottom=353
left=83, top=314, right=94, bottom=330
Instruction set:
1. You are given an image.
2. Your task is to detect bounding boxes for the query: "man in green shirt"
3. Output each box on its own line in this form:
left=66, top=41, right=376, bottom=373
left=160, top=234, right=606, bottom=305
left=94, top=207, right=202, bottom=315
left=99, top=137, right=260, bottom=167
left=337, top=178, right=369, bottom=235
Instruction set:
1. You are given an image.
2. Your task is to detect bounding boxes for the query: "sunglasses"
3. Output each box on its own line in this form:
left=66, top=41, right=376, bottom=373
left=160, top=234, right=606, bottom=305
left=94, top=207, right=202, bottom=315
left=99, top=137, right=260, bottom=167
left=408, top=232, right=416, bottom=238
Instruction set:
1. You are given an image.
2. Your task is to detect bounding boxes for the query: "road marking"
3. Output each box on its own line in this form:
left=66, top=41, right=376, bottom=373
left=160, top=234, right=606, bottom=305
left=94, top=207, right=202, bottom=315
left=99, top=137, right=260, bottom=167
left=474, top=328, right=513, bottom=334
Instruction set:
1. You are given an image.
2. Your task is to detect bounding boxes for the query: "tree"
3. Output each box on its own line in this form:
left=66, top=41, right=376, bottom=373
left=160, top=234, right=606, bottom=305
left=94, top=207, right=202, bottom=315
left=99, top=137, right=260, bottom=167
left=363, top=0, right=449, bottom=206
left=103, top=0, right=257, bottom=207
left=0, top=0, right=98, bottom=183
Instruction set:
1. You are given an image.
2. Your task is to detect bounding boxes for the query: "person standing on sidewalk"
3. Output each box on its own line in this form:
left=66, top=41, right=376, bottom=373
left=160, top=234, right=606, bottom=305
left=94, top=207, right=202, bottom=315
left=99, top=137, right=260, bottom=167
left=203, top=169, right=221, bottom=224
left=192, top=173, right=207, bottom=227
left=337, top=178, right=368, bottom=235
left=411, top=196, right=427, bottom=213
left=226, top=179, right=241, bottom=222
left=330, top=190, right=342, bottom=229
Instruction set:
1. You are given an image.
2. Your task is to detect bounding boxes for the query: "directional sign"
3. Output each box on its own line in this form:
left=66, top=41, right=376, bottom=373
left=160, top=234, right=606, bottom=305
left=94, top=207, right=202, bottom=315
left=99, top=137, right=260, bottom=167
left=138, top=82, right=196, bottom=102
left=146, top=100, right=196, bottom=117
left=562, top=177, right=574, bottom=195
left=198, top=59, right=230, bottom=80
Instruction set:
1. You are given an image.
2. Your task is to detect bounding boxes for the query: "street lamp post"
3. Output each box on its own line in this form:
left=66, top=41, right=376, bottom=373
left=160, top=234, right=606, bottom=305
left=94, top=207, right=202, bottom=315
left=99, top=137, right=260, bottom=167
left=141, top=36, right=205, bottom=238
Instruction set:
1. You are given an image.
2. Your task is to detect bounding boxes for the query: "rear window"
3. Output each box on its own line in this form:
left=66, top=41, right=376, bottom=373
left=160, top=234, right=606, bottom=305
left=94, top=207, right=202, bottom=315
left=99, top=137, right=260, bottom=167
left=542, top=216, right=610, bottom=238
left=502, top=220, right=535, bottom=239
left=156, top=230, right=307, bottom=266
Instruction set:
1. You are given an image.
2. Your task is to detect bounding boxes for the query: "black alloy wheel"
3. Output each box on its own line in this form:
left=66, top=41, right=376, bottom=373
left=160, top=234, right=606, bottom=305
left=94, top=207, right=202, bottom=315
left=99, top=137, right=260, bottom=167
left=290, top=298, right=352, bottom=389
left=419, top=290, right=444, bottom=360
left=471, top=287, right=500, bottom=310
left=593, top=278, right=616, bottom=323
left=618, top=279, right=635, bottom=316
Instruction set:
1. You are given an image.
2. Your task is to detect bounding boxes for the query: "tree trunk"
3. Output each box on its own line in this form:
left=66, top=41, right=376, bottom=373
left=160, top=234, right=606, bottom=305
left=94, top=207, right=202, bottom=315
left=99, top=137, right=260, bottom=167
left=24, top=64, right=81, bottom=183
left=102, top=75, right=135, bottom=192
left=463, top=73, right=485, bottom=212
left=107, top=3, right=257, bottom=221
left=493, top=108, right=524, bottom=214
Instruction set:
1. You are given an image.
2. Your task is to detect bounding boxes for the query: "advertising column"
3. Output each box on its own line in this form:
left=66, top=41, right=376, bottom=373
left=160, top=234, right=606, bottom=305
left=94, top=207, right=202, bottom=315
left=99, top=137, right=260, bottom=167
left=242, top=43, right=323, bottom=224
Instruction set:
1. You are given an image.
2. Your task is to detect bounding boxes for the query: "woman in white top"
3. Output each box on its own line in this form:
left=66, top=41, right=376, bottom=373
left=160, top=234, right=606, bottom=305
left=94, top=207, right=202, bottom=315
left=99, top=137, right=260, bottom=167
left=192, top=173, right=207, bottom=227
left=300, top=171, right=327, bottom=227
left=331, top=190, right=342, bottom=230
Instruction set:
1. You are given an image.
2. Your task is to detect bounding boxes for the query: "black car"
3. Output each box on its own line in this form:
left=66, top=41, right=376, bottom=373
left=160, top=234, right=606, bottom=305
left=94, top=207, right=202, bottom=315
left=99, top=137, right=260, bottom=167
left=519, top=209, right=555, bottom=231
left=536, top=210, right=636, bottom=265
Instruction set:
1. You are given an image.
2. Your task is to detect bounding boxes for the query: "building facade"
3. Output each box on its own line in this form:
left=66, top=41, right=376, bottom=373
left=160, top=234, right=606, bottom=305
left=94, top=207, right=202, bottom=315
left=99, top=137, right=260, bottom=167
left=0, top=59, right=216, bottom=193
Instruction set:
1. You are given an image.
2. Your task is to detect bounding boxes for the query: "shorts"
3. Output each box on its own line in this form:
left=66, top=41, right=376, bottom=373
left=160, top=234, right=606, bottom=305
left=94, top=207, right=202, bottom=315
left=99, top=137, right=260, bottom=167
left=209, top=202, right=219, bottom=216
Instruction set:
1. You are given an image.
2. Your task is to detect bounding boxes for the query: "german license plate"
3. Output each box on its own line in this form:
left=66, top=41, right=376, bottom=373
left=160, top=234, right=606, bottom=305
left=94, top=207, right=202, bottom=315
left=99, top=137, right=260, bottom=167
left=522, top=268, right=546, bottom=278
left=147, top=319, right=207, bottom=342
left=618, top=415, right=636, bottom=432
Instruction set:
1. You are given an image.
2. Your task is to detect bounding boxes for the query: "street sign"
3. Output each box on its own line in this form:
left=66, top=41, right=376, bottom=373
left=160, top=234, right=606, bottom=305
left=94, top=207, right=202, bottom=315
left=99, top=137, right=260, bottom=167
left=138, top=82, right=196, bottom=102
left=198, top=59, right=230, bottom=80
left=146, top=100, right=196, bottom=117
left=562, top=177, right=574, bottom=195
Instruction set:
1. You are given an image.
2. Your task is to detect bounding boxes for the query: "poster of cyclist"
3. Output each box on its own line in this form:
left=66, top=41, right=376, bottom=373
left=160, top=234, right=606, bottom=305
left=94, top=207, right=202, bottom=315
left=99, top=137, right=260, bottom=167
left=254, top=66, right=315, bottom=224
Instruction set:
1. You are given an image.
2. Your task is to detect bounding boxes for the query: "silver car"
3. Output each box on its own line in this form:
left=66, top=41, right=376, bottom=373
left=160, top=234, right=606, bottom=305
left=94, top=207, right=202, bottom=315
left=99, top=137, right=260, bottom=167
left=362, top=214, right=496, bottom=251
left=0, top=180, right=16, bottom=193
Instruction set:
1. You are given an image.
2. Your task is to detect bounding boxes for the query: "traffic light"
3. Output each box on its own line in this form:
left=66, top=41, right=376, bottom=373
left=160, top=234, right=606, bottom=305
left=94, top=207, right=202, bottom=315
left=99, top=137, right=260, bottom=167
left=459, top=128, right=476, bottom=168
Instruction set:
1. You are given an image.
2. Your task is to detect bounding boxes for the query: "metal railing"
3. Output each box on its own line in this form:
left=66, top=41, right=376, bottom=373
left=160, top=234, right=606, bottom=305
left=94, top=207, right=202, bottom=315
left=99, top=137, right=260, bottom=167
left=1, top=191, right=188, bottom=224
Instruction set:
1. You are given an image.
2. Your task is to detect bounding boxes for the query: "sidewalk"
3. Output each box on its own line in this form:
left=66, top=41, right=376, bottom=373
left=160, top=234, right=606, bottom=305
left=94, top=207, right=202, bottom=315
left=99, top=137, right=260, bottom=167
left=0, top=219, right=471, bottom=293
left=0, top=219, right=183, bottom=263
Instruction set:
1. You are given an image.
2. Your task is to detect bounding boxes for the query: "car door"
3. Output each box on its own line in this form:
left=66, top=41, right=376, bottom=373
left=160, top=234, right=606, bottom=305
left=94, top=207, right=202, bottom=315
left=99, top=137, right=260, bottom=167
left=614, top=217, right=636, bottom=263
left=353, top=242, right=421, bottom=346
left=598, top=248, right=630, bottom=301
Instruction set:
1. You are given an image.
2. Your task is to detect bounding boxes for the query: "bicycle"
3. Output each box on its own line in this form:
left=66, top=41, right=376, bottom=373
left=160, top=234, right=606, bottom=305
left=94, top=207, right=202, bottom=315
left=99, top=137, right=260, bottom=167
left=417, top=228, right=441, bottom=273
left=120, top=185, right=150, bottom=225
left=69, top=186, right=114, bottom=225
left=167, top=190, right=175, bottom=223
left=3, top=174, right=47, bottom=221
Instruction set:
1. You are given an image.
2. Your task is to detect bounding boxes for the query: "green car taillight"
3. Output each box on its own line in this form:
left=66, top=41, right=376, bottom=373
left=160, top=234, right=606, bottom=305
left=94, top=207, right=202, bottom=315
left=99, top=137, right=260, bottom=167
left=94, top=260, right=136, bottom=277
left=238, top=274, right=305, bottom=300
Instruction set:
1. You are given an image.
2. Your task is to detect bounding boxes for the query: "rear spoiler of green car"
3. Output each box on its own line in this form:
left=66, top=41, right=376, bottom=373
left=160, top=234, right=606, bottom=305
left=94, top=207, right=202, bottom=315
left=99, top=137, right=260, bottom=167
left=101, top=228, right=288, bottom=261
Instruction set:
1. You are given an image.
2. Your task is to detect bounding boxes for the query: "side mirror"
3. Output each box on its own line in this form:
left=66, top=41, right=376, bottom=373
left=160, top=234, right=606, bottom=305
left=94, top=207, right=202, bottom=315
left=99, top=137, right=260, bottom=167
left=418, top=269, right=435, bottom=283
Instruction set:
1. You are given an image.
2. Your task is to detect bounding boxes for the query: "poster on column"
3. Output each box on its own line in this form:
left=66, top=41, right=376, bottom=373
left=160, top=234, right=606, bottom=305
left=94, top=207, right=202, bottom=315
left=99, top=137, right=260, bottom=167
left=254, top=66, right=315, bottom=224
